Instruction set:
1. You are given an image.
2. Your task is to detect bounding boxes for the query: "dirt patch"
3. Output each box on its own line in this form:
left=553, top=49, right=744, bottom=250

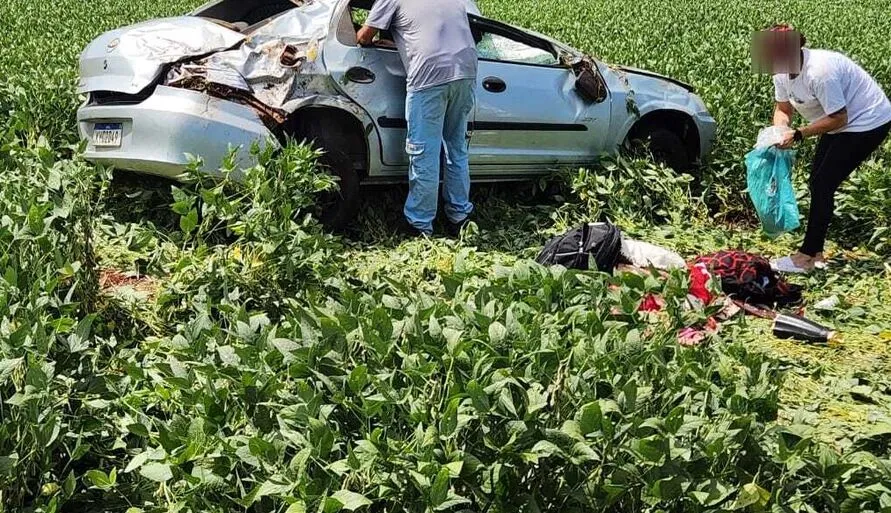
left=99, top=269, right=156, bottom=298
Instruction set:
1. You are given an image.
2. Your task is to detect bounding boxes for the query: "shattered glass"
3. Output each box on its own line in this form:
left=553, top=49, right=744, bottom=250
left=476, top=33, right=559, bottom=66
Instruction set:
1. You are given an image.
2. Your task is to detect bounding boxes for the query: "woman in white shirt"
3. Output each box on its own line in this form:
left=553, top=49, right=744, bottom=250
left=760, top=25, right=891, bottom=273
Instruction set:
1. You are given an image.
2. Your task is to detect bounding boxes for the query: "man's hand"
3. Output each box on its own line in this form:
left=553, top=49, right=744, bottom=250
left=357, top=25, right=378, bottom=47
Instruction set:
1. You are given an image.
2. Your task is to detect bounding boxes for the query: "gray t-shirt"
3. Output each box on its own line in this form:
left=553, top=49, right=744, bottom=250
left=365, top=0, right=478, bottom=92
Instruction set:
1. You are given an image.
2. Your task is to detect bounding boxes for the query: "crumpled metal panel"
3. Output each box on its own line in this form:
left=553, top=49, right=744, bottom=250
left=78, top=16, right=245, bottom=94
left=167, top=0, right=340, bottom=114
left=114, top=17, right=245, bottom=62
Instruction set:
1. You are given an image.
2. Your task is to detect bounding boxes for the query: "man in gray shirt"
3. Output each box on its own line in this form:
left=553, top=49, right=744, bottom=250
left=357, top=0, right=478, bottom=237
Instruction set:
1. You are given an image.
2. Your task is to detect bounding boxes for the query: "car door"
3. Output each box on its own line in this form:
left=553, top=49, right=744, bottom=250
left=324, top=2, right=411, bottom=172
left=469, top=17, right=609, bottom=171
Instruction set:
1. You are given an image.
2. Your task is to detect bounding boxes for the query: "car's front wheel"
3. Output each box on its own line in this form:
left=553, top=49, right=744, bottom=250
left=627, top=127, right=692, bottom=172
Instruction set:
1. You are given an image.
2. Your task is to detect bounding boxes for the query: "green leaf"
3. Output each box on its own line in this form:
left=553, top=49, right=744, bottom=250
left=664, top=406, right=685, bottom=434
left=330, top=490, right=372, bottom=511
left=488, top=321, right=507, bottom=343
left=434, top=495, right=472, bottom=511
left=526, top=383, right=548, bottom=415
left=530, top=440, right=563, bottom=458
left=124, top=451, right=151, bottom=473
left=445, top=460, right=463, bottom=478
left=63, top=471, right=76, bottom=497
left=429, top=466, right=450, bottom=506
left=126, top=423, right=150, bottom=438
left=249, top=477, right=292, bottom=504
left=560, top=420, right=585, bottom=441
left=85, top=469, right=115, bottom=490
left=732, top=482, right=770, bottom=510
left=442, top=328, right=463, bottom=351
left=348, top=365, right=368, bottom=394
left=619, top=380, right=637, bottom=412
left=180, top=208, right=199, bottom=233
left=467, top=379, right=490, bottom=412
left=285, top=501, right=307, bottom=513
left=498, top=387, right=517, bottom=417
left=577, top=401, right=602, bottom=435
left=0, top=358, right=23, bottom=384
left=139, top=462, right=173, bottom=483
left=439, top=398, right=459, bottom=437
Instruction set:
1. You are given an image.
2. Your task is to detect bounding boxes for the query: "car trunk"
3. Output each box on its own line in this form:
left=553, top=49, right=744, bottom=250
left=77, top=16, right=245, bottom=96
left=77, top=1, right=310, bottom=97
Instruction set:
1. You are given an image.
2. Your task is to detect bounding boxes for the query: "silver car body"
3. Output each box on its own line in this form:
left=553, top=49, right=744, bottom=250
left=77, top=0, right=716, bottom=181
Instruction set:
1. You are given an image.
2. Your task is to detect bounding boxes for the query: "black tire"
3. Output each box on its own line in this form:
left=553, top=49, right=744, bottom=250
left=629, top=127, right=692, bottom=172
left=316, top=149, right=360, bottom=231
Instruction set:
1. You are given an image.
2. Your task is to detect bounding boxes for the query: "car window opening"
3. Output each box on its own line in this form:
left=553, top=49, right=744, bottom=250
left=340, top=5, right=398, bottom=47
left=196, top=0, right=303, bottom=27
left=470, top=17, right=561, bottom=67
left=340, top=1, right=561, bottom=67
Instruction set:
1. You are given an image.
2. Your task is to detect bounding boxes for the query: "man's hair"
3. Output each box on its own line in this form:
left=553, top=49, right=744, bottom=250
left=767, top=23, right=807, bottom=47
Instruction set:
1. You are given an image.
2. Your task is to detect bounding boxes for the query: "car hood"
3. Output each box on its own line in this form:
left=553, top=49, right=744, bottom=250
left=614, top=65, right=695, bottom=93
left=77, top=16, right=245, bottom=94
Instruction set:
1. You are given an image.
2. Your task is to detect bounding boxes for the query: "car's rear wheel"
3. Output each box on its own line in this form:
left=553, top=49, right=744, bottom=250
left=628, top=127, right=692, bottom=172
left=316, top=149, right=360, bottom=231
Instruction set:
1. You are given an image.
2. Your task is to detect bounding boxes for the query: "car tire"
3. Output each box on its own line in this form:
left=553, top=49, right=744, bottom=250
left=629, top=127, right=691, bottom=172
left=316, top=149, right=360, bottom=231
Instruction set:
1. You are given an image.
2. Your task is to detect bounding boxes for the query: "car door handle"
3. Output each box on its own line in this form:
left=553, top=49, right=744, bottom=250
left=346, top=66, right=375, bottom=84
left=482, top=77, right=506, bottom=93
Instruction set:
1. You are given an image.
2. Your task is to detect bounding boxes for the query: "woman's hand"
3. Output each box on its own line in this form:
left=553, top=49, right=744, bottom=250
left=777, top=130, right=797, bottom=149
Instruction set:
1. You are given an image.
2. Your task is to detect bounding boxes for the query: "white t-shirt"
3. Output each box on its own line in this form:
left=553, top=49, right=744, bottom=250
left=773, top=49, right=891, bottom=134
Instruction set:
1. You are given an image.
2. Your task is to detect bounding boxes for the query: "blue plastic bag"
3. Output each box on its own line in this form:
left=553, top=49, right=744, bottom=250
left=745, top=145, right=800, bottom=237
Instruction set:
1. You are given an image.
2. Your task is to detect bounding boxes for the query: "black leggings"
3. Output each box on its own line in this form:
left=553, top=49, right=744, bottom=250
left=801, top=121, right=891, bottom=256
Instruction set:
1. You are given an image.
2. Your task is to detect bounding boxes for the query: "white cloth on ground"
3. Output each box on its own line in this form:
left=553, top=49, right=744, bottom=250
left=620, top=238, right=686, bottom=270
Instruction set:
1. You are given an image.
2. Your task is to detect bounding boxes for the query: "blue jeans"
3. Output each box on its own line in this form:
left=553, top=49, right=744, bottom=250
left=404, top=78, right=475, bottom=234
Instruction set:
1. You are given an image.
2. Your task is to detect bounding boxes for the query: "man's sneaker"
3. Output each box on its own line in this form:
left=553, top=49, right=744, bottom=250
left=399, top=219, right=431, bottom=239
left=445, top=215, right=472, bottom=237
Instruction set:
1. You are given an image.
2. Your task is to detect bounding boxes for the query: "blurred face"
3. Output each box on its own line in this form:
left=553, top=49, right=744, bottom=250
left=752, top=29, right=803, bottom=74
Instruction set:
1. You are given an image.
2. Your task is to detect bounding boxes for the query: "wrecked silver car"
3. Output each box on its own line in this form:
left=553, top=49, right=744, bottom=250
left=77, top=0, right=716, bottom=226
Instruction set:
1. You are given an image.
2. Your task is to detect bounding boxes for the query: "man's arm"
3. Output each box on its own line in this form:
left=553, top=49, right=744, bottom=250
left=359, top=0, right=395, bottom=47
left=357, top=25, right=378, bottom=46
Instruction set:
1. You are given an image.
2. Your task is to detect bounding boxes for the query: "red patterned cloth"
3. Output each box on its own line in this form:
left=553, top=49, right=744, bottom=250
left=692, top=251, right=802, bottom=306
left=688, top=263, right=714, bottom=305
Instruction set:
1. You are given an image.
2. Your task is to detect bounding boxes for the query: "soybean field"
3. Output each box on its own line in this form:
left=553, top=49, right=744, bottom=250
left=1, top=0, right=891, bottom=512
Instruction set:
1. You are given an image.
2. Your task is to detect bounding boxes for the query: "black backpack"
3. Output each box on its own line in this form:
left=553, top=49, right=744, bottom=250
left=536, top=222, right=622, bottom=273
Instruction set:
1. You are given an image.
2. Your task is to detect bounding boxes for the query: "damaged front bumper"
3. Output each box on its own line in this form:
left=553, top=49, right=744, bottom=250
left=78, top=85, right=279, bottom=178
left=694, top=111, right=718, bottom=161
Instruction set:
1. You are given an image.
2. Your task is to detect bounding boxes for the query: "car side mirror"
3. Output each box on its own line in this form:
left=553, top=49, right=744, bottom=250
left=573, top=59, right=607, bottom=104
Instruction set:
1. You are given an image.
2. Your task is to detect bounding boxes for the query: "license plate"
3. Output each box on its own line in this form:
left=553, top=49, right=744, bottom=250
left=93, top=123, right=122, bottom=147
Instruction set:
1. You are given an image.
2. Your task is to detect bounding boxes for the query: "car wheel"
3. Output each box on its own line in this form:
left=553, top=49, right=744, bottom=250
left=629, top=127, right=691, bottom=172
left=316, top=149, right=360, bottom=231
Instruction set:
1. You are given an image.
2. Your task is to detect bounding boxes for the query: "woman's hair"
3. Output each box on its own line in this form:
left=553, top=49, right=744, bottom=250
left=767, top=23, right=807, bottom=47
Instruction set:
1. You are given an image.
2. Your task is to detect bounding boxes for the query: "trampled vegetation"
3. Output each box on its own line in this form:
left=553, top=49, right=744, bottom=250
left=2, top=0, right=891, bottom=512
